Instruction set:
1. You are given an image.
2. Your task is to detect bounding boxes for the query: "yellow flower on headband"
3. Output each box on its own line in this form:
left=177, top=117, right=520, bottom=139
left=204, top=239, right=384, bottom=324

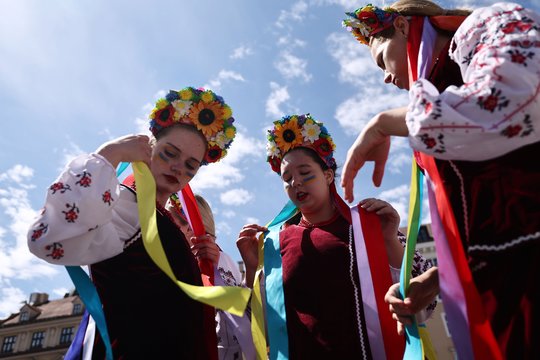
left=223, top=105, right=232, bottom=119
left=201, top=91, right=215, bottom=103
left=225, top=126, right=236, bottom=140
left=156, top=98, right=169, bottom=110
left=274, top=117, right=303, bottom=153
left=189, top=101, right=225, bottom=137
left=179, top=88, right=193, bottom=100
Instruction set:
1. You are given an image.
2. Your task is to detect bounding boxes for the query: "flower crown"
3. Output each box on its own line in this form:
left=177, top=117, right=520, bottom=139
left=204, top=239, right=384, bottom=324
left=266, top=114, right=336, bottom=174
left=343, top=4, right=399, bottom=45
left=149, top=87, right=236, bottom=165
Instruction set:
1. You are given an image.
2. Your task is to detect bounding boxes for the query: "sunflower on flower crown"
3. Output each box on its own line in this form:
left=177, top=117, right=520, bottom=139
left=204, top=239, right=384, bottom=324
left=342, top=4, right=399, bottom=45
left=267, top=114, right=336, bottom=174
left=149, top=86, right=236, bottom=165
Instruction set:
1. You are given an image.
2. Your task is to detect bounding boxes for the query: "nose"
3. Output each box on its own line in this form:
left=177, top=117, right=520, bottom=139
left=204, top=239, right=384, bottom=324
left=170, top=161, right=183, bottom=175
left=384, top=71, right=392, bottom=84
left=291, top=176, right=303, bottom=188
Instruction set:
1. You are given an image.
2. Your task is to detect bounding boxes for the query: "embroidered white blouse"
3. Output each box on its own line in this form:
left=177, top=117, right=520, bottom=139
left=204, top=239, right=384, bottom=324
left=407, top=2, right=540, bottom=160
left=27, top=154, right=140, bottom=265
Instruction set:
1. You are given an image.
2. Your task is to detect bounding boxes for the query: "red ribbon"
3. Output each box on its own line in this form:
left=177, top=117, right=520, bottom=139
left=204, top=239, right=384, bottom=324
left=331, top=184, right=405, bottom=359
left=407, top=16, right=502, bottom=359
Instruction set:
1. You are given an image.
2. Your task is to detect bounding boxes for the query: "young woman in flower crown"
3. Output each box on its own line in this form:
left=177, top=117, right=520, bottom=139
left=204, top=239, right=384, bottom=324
left=236, top=114, right=435, bottom=359
left=27, top=86, right=237, bottom=359
left=342, top=1, right=540, bottom=357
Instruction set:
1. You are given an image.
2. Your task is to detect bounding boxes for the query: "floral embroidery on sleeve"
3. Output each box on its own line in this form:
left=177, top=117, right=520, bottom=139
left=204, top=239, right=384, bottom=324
left=75, top=171, right=92, bottom=187
left=477, top=88, right=510, bottom=113
left=31, top=223, right=49, bottom=241
left=418, top=133, right=446, bottom=154
left=45, top=242, right=64, bottom=260
left=102, top=190, right=114, bottom=206
left=49, top=182, right=71, bottom=194
left=62, top=203, right=80, bottom=223
left=508, top=49, right=535, bottom=66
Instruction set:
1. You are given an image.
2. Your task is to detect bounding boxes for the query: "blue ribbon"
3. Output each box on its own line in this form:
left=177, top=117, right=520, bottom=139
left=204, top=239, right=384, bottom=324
left=264, top=200, right=299, bottom=360
left=65, top=266, right=113, bottom=360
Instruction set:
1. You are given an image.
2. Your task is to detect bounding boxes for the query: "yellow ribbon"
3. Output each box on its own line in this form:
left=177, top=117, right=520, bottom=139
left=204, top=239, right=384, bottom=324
left=132, top=162, right=251, bottom=316
left=419, top=325, right=437, bottom=360
left=251, top=233, right=268, bottom=360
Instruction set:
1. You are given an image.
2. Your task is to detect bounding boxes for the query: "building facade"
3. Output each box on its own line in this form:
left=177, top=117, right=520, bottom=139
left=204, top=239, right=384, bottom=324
left=0, top=292, right=84, bottom=360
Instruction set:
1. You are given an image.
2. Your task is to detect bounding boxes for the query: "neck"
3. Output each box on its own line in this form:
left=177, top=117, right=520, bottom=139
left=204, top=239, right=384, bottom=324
left=156, top=192, right=168, bottom=207
left=301, top=197, right=336, bottom=225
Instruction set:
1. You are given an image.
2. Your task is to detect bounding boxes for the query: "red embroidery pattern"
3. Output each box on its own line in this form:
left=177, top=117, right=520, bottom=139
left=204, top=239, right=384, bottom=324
left=500, top=19, right=535, bottom=34
left=62, top=203, right=80, bottom=223
left=75, top=171, right=92, bottom=187
left=418, top=133, right=446, bottom=154
left=49, top=182, right=72, bottom=194
left=102, top=190, right=113, bottom=206
left=500, top=114, right=533, bottom=138
left=31, top=223, right=49, bottom=241
left=45, top=242, right=64, bottom=260
left=508, top=49, right=535, bottom=66
left=477, top=88, right=510, bottom=112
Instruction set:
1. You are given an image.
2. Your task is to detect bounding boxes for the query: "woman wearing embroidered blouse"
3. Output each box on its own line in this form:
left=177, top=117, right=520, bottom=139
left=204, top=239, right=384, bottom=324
left=236, top=114, right=435, bottom=359
left=27, top=87, right=237, bottom=359
left=342, top=1, right=540, bottom=357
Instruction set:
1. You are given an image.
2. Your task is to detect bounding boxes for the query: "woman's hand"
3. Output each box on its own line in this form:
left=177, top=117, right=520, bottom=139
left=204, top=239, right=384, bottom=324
left=96, top=134, right=152, bottom=169
left=341, top=107, right=409, bottom=203
left=384, top=267, right=439, bottom=335
left=191, top=234, right=220, bottom=265
left=236, top=224, right=267, bottom=288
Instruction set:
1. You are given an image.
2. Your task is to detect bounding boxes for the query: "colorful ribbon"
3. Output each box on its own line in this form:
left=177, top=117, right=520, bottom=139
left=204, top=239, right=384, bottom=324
left=65, top=266, right=113, bottom=360
left=132, top=161, right=251, bottom=315
left=406, top=15, right=502, bottom=360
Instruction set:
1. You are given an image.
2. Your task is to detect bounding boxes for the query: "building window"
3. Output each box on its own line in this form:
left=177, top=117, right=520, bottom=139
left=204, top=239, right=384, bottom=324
left=73, top=303, right=82, bottom=315
left=30, top=331, right=45, bottom=349
left=20, top=311, right=29, bottom=322
left=1, top=336, right=16, bottom=354
left=59, top=327, right=74, bottom=344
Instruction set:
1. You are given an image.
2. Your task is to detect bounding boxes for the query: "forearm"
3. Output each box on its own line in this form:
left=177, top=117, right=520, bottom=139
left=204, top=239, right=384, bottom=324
left=377, top=107, right=409, bottom=137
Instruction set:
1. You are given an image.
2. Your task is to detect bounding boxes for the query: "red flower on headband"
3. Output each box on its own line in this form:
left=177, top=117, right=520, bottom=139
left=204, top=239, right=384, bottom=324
left=154, top=104, right=176, bottom=127
left=359, top=11, right=380, bottom=33
left=268, top=156, right=282, bottom=174
left=313, top=138, right=333, bottom=158
left=205, top=145, right=223, bottom=163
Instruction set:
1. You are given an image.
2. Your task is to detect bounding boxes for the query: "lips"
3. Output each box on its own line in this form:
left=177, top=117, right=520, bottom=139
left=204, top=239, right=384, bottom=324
left=296, top=191, right=308, bottom=201
left=164, top=174, right=179, bottom=184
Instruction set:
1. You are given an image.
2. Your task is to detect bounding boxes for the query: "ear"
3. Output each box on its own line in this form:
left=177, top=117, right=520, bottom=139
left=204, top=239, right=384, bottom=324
left=393, top=15, right=410, bottom=38
left=324, top=168, right=334, bottom=186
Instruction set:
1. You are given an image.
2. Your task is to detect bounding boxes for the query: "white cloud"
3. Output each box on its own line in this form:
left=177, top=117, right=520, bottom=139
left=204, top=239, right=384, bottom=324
left=277, top=36, right=306, bottom=49
left=312, top=0, right=358, bottom=8
left=0, top=285, right=26, bottom=318
left=245, top=216, right=260, bottom=225
left=0, top=165, right=33, bottom=184
left=377, top=181, right=432, bottom=227
left=190, top=131, right=265, bottom=192
left=334, top=91, right=408, bottom=134
left=0, top=165, right=60, bottom=317
left=220, top=188, right=254, bottom=206
left=222, top=210, right=236, bottom=219
left=216, top=221, right=233, bottom=236
left=388, top=152, right=411, bottom=175
left=274, top=51, right=312, bottom=82
left=266, top=82, right=290, bottom=118
left=204, top=70, right=246, bottom=91
left=276, top=1, right=309, bottom=28
left=230, top=45, right=253, bottom=60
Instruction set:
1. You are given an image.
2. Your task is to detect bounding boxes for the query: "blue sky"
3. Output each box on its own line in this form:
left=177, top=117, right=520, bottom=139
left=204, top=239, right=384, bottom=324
left=1, top=0, right=538, bottom=317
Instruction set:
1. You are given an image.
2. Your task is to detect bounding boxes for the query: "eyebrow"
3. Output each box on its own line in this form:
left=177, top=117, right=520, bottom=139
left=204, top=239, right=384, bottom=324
left=166, top=142, right=201, bottom=165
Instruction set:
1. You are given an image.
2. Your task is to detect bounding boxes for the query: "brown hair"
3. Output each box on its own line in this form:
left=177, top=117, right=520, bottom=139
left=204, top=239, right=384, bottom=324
left=372, top=0, right=472, bottom=42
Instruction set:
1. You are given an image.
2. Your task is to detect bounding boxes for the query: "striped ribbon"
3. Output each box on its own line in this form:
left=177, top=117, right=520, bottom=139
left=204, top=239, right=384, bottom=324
left=407, top=15, right=502, bottom=360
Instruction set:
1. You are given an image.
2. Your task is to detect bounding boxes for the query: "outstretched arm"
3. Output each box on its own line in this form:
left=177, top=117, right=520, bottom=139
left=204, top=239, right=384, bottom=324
left=236, top=224, right=267, bottom=288
left=341, top=107, right=408, bottom=203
